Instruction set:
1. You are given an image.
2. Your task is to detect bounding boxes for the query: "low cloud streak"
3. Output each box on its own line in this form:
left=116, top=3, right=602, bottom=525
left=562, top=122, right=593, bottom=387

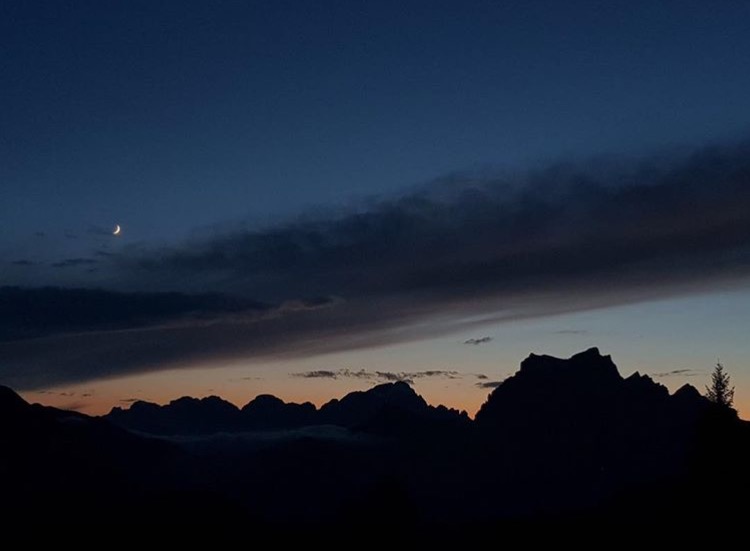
left=464, top=337, right=492, bottom=345
left=652, top=369, right=701, bottom=378
left=292, top=368, right=461, bottom=385
left=476, top=381, right=504, bottom=389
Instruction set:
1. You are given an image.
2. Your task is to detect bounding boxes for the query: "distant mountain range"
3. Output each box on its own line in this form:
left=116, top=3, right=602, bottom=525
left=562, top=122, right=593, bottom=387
left=107, top=376, right=468, bottom=436
left=2, top=348, right=749, bottom=529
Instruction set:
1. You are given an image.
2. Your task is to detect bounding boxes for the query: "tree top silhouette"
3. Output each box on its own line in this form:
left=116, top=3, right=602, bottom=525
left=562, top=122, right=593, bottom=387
left=705, top=362, right=734, bottom=409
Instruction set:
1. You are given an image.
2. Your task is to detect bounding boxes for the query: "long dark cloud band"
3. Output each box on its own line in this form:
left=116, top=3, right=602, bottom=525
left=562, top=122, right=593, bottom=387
left=3, top=142, right=750, bottom=388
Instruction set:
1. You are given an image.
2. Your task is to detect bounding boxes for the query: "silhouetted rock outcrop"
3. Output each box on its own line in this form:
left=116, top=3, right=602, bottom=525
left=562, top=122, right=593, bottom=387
left=470, top=348, right=718, bottom=516
left=476, top=347, right=706, bottom=428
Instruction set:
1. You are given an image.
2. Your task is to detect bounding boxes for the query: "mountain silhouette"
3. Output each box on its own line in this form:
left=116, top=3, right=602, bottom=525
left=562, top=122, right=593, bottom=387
left=240, top=394, right=318, bottom=429
left=476, top=347, right=708, bottom=437
left=106, top=380, right=468, bottom=436
left=108, top=395, right=242, bottom=435
left=467, top=348, right=718, bottom=516
left=3, top=348, right=749, bottom=529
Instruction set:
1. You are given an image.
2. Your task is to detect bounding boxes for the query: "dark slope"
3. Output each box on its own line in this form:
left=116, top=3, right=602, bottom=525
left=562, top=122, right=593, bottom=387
left=0, top=386, right=201, bottom=521
left=4, top=348, right=750, bottom=527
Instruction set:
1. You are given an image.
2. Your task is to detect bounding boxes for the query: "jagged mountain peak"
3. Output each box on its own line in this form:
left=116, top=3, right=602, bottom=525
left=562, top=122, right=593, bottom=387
left=476, top=348, right=705, bottom=428
left=518, top=347, right=620, bottom=382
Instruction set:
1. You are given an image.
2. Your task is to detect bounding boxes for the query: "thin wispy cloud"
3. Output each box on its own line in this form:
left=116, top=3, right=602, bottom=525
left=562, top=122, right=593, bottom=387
left=294, top=370, right=339, bottom=379
left=34, top=390, right=77, bottom=397
left=651, top=369, right=701, bottom=378
left=292, top=368, right=462, bottom=386
left=51, top=258, right=97, bottom=269
left=476, top=381, right=504, bottom=389
left=464, top=337, right=493, bottom=345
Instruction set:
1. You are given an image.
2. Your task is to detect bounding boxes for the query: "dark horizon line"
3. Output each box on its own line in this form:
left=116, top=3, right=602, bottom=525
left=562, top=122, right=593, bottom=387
left=18, top=348, right=721, bottom=420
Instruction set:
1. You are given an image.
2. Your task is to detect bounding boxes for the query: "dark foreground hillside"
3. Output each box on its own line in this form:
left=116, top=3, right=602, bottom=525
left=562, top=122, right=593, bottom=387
left=2, top=348, right=749, bottom=531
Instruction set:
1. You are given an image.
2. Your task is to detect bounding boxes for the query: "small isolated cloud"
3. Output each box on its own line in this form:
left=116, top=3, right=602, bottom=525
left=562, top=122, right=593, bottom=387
left=553, top=329, right=588, bottom=335
left=476, top=381, right=504, bottom=389
left=120, top=398, right=139, bottom=403
left=651, top=369, right=701, bottom=378
left=464, top=337, right=492, bottom=346
left=34, top=231, right=46, bottom=238
left=94, top=250, right=116, bottom=258
left=475, top=374, right=488, bottom=380
left=51, top=258, right=97, bottom=269
left=277, top=296, right=338, bottom=313
left=11, top=259, right=36, bottom=266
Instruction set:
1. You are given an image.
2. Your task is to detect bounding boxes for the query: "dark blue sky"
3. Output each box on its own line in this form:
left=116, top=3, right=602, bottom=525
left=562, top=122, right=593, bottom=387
left=4, top=2, right=750, bottom=416
left=3, top=1, right=750, bottom=251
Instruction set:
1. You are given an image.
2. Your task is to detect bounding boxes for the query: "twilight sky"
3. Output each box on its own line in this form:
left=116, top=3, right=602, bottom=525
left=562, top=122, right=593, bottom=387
left=2, top=1, right=750, bottom=416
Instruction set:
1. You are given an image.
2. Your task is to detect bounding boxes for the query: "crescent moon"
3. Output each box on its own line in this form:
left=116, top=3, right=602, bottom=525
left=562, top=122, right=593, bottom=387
left=113, top=224, right=121, bottom=236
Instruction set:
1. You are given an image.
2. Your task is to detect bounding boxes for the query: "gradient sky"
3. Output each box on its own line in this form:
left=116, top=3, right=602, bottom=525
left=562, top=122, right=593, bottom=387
left=2, top=1, right=750, bottom=417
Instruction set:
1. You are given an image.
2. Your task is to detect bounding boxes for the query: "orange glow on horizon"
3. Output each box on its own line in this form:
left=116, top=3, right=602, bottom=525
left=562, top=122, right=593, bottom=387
left=19, top=381, right=749, bottom=421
